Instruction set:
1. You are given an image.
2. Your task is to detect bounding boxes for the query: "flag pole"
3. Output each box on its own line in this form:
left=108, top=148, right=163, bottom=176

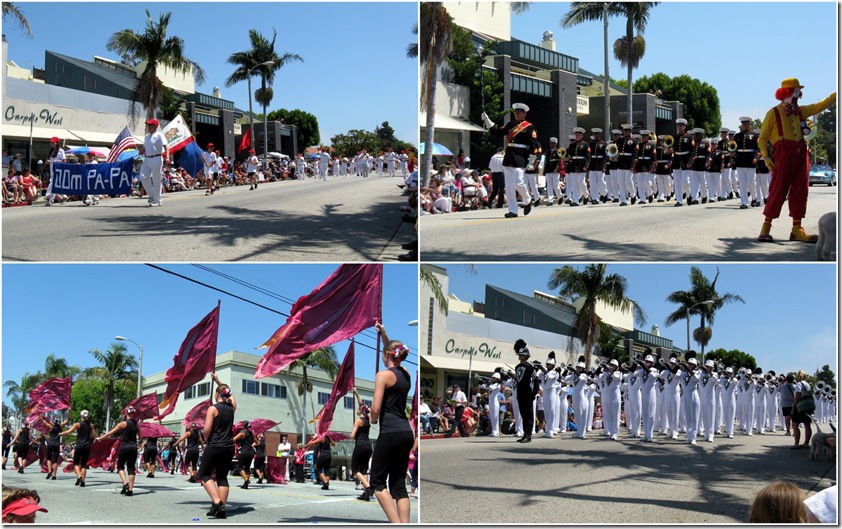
left=375, top=265, right=384, bottom=374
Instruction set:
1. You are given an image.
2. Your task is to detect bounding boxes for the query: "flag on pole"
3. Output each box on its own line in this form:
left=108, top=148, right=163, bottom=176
left=315, top=342, right=356, bottom=437
left=105, top=126, right=136, bottom=163
left=238, top=127, right=252, bottom=153
left=182, top=399, right=213, bottom=429
left=255, top=264, right=382, bottom=379
left=123, top=392, right=159, bottom=422
left=157, top=302, right=221, bottom=420
left=410, top=379, right=419, bottom=435
left=27, top=377, right=72, bottom=417
left=160, top=114, right=195, bottom=154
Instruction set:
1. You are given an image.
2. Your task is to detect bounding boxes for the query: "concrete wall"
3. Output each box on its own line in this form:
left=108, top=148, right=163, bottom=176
left=444, top=1, right=511, bottom=42
left=135, top=60, right=196, bottom=95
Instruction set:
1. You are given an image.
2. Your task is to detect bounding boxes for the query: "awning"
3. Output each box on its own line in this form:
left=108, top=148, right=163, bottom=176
left=420, top=354, right=505, bottom=374
left=2, top=124, right=67, bottom=142
left=419, top=112, right=485, bottom=133
left=1, top=125, right=143, bottom=145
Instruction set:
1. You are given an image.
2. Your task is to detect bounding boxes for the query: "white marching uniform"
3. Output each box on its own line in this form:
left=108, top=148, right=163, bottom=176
left=319, top=152, right=330, bottom=180
left=680, top=369, right=701, bottom=444
left=563, top=371, right=589, bottom=438
left=482, top=380, right=502, bottom=436
left=140, top=130, right=167, bottom=206
left=639, top=366, right=659, bottom=441
left=599, top=370, right=622, bottom=440
left=766, top=384, right=778, bottom=432
left=625, top=372, right=643, bottom=437
left=540, top=370, right=561, bottom=437
left=661, top=368, right=681, bottom=438
left=698, top=370, right=718, bottom=442
left=720, top=376, right=738, bottom=437
left=753, top=381, right=767, bottom=434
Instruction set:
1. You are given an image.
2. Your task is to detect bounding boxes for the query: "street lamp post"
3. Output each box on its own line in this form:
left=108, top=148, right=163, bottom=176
left=115, top=336, right=143, bottom=398
left=246, top=61, right=275, bottom=165
left=685, top=300, right=715, bottom=353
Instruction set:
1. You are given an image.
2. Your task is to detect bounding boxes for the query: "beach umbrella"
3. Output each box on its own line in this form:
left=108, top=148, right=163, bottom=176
left=419, top=142, right=453, bottom=156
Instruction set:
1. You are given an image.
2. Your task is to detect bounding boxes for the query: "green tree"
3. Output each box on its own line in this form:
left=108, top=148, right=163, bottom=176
left=420, top=267, right=448, bottom=315
left=814, top=103, right=836, bottom=166
left=2, top=2, right=33, bottom=38
left=664, top=267, right=745, bottom=354
left=40, top=353, right=80, bottom=383
left=611, top=3, right=659, bottom=126
left=420, top=2, right=453, bottom=186
left=596, top=321, right=625, bottom=363
left=3, top=372, right=40, bottom=422
left=157, top=85, right=186, bottom=121
left=407, top=23, right=418, bottom=58
left=287, top=347, right=339, bottom=439
left=68, top=378, right=136, bottom=435
left=107, top=9, right=206, bottom=125
left=814, top=364, right=836, bottom=389
left=634, top=73, right=721, bottom=134
left=547, top=264, right=647, bottom=366
left=83, top=343, right=138, bottom=431
left=226, top=28, right=303, bottom=147
left=267, top=108, right=320, bottom=150
left=704, top=348, right=757, bottom=371
left=330, top=129, right=382, bottom=156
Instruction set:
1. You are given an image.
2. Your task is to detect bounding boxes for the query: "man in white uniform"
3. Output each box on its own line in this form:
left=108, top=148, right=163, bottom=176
left=201, top=143, right=218, bottom=195
left=385, top=148, right=396, bottom=177
left=139, top=118, right=168, bottom=207
left=319, top=148, right=330, bottom=181
left=399, top=150, right=409, bottom=178
left=246, top=149, right=260, bottom=189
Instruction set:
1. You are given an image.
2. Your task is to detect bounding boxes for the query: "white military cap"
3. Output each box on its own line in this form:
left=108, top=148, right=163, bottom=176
left=609, top=359, right=619, bottom=367
left=704, top=359, right=715, bottom=368
left=725, top=367, right=734, bottom=374
left=676, top=118, right=688, bottom=125
left=576, top=360, right=586, bottom=368
left=720, top=127, right=729, bottom=133
left=611, top=129, right=621, bottom=135
left=591, top=128, right=603, bottom=133
left=668, top=357, right=677, bottom=364
left=491, top=372, right=501, bottom=380
left=644, top=354, right=655, bottom=363
left=692, top=128, right=704, bottom=134
left=711, top=137, right=720, bottom=144
left=687, top=358, right=698, bottom=366
left=739, top=116, right=752, bottom=122
left=549, top=137, right=558, bottom=143
left=639, top=129, right=651, bottom=136
left=512, top=103, right=530, bottom=112
left=573, top=127, right=586, bottom=134
left=621, top=124, right=633, bottom=130
left=728, top=130, right=736, bottom=135
left=569, top=134, right=577, bottom=140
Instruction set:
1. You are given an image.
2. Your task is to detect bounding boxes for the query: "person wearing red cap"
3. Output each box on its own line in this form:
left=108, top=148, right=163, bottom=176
left=757, top=78, right=836, bottom=242
left=95, top=406, right=140, bottom=496
left=2, top=487, right=48, bottom=523
left=138, top=118, right=168, bottom=207
left=399, top=150, right=409, bottom=179
left=246, top=149, right=259, bottom=189
left=201, top=143, right=218, bottom=196
left=319, top=147, right=331, bottom=181
left=45, top=136, right=68, bottom=206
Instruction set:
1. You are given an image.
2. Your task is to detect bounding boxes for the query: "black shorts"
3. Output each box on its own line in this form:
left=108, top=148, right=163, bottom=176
left=369, top=431, right=415, bottom=500
left=73, top=445, right=91, bottom=468
left=782, top=406, right=793, bottom=418
left=199, top=445, right=234, bottom=487
left=253, top=456, right=266, bottom=472
left=238, top=450, right=254, bottom=473
left=46, top=444, right=61, bottom=464
left=185, top=448, right=200, bottom=470
left=144, top=447, right=158, bottom=463
left=117, top=445, right=138, bottom=475
left=2, top=443, right=10, bottom=458
left=351, top=443, right=372, bottom=474
left=15, top=443, right=29, bottom=459
left=315, top=454, right=332, bottom=476
left=792, top=410, right=812, bottom=425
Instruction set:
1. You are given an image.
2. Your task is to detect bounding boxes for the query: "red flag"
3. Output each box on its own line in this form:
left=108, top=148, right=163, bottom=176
left=157, top=302, right=221, bottom=420
left=316, top=342, right=356, bottom=437
left=139, top=422, right=176, bottom=438
left=255, top=264, right=382, bottom=379
left=123, top=392, right=159, bottom=422
left=238, top=128, right=252, bottom=153
left=28, top=377, right=72, bottom=414
left=182, top=399, right=212, bottom=429
left=410, top=379, right=419, bottom=436
left=232, top=418, right=280, bottom=437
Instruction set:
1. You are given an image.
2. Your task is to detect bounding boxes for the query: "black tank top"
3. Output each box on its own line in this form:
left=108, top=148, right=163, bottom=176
left=19, top=426, right=31, bottom=445
left=121, top=419, right=138, bottom=447
left=3, top=430, right=11, bottom=445
left=379, top=367, right=413, bottom=435
left=318, top=439, right=332, bottom=455
left=255, top=439, right=265, bottom=458
left=76, top=421, right=93, bottom=448
left=47, top=423, right=61, bottom=446
left=238, top=430, right=255, bottom=454
left=207, top=402, right=234, bottom=448
left=356, top=417, right=371, bottom=444
left=145, top=437, right=158, bottom=450
left=186, top=429, right=201, bottom=449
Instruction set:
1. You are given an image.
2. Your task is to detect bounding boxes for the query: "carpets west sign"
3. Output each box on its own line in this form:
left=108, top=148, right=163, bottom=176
left=443, top=338, right=502, bottom=360
left=4, top=105, right=65, bottom=127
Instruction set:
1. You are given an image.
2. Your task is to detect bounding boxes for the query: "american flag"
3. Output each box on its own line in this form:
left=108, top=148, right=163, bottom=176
left=105, top=126, right=136, bottom=163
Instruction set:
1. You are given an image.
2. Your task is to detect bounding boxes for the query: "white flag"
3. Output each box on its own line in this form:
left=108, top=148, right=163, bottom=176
left=160, top=114, right=194, bottom=154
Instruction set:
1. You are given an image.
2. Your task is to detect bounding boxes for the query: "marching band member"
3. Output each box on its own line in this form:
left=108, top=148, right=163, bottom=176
left=562, top=357, right=590, bottom=439
left=753, top=370, right=768, bottom=435
left=625, top=362, right=643, bottom=438
left=671, top=119, right=692, bottom=207
left=598, top=359, right=622, bottom=440
left=638, top=353, right=660, bottom=442
left=544, top=138, right=563, bottom=206
left=615, top=125, right=637, bottom=206
left=513, top=339, right=537, bottom=443
left=698, top=360, right=718, bottom=442
left=720, top=368, right=739, bottom=438
left=678, top=354, right=701, bottom=445
left=539, top=353, right=561, bottom=438
left=588, top=128, right=608, bottom=204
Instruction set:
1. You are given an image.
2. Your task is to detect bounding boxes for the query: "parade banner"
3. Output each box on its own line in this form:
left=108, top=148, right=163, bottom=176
left=50, top=159, right=133, bottom=195
left=160, top=114, right=194, bottom=154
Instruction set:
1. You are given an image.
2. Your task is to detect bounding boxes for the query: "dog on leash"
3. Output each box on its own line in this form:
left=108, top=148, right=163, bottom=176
left=815, top=211, right=836, bottom=261
left=809, top=421, right=836, bottom=461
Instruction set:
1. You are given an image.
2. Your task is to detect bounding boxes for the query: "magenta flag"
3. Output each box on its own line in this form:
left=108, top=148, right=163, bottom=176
left=255, top=264, right=381, bottom=379
left=315, top=342, right=356, bottom=437
left=232, top=418, right=280, bottom=437
left=158, top=302, right=221, bottom=420
left=25, top=412, right=50, bottom=434
left=139, top=422, right=176, bottom=438
left=410, top=379, right=419, bottom=435
left=27, top=377, right=72, bottom=414
left=123, top=392, right=159, bottom=422
left=182, top=399, right=212, bottom=429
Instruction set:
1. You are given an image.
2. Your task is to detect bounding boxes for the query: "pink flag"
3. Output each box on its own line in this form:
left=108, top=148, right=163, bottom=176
left=28, top=377, right=72, bottom=414
left=182, top=399, right=213, bottom=429
left=139, top=422, right=176, bottom=438
left=410, top=379, right=419, bottom=436
left=123, top=392, right=159, bottom=422
left=232, top=418, right=280, bottom=437
left=316, top=342, right=356, bottom=437
left=255, top=264, right=382, bottom=379
left=157, top=302, right=221, bottom=420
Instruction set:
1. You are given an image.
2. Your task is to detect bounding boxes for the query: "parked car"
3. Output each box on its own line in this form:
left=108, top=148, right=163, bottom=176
left=809, top=164, right=837, bottom=186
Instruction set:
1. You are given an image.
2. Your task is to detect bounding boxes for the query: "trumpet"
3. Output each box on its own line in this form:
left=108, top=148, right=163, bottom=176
left=605, top=143, right=619, bottom=162
left=727, top=140, right=738, bottom=152
left=662, top=135, right=674, bottom=148
left=557, top=147, right=567, bottom=158
left=804, top=119, right=817, bottom=141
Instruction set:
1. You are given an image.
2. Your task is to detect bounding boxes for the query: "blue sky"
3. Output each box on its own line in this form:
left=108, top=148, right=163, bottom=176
left=509, top=1, right=838, bottom=130
left=432, top=263, right=837, bottom=377
left=1, top=264, right=419, bottom=396
left=3, top=2, right=418, bottom=143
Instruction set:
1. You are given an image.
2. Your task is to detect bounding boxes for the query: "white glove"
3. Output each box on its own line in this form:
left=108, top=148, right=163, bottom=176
left=481, top=112, right=494, bottom=129
left=527, top=154, right=537, bottom=167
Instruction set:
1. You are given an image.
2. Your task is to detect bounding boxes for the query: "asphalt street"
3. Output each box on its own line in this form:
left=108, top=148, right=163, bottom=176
left=0, top=467, right=418, bottom=524
left=420, top=428, right=836, bottom=524
left=419, top=186, right=837, bottom=262
left=2, top=174, right=416, bottom=262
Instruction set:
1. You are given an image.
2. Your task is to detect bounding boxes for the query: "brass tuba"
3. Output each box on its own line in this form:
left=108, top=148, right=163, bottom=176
left=662, top=135, right=675, bottom=148
left=557, top=147, right=567, bottom=158
left=727, top=140, right=738, bottom=152
left=804, top=119, right=818, bottom=141
left=605, top=143, right=619, bottom=161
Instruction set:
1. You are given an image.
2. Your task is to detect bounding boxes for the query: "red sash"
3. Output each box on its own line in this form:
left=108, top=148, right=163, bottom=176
left=506, top=120, right=532, bottom=145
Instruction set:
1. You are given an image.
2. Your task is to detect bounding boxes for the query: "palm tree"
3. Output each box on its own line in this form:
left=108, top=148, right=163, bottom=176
left=83, top=343, right=138, bottom=431
left=226, top=28, right=302, bottom=147
left=419, top=2, right=453, bottom=187
left=612, top=3, right=658, bottom=127
left=287, top=346, right=338, bottom=439
left=40, top=353, right=80, bottom=382
left=420, top=267, right=448, bottom=314
left=3, top=372, right=40, bottom=422
left=547, top=264, right=647, bottom=366
left=2, top=2, right=33, bottom=38
left=664, top=267, right=745, bottom=355
left=407, top=23, right=419, bottom=59
left=106, top=9, right=206, bottom=125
